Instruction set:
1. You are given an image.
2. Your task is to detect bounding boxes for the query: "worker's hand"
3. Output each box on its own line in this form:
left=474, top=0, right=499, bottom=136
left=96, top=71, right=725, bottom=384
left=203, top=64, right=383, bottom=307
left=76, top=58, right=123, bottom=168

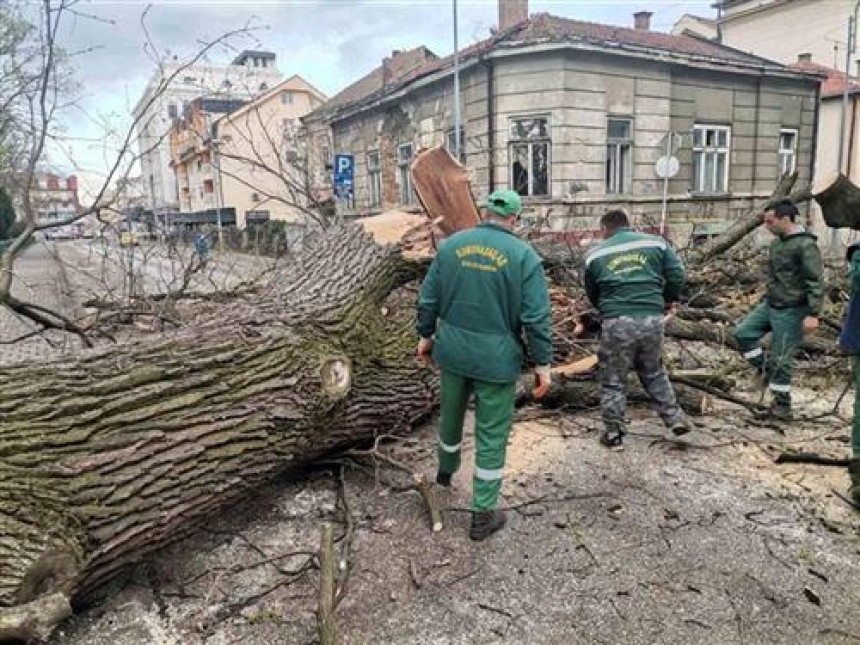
left=802, top=316, right=819, bottom=333
left=573, top=318, right=585, bottom=337
left=416, top=337, right=434, bottom=367
left=533, top=365, right=551, bottom=400
left=663, top=302, right=678, bottom=323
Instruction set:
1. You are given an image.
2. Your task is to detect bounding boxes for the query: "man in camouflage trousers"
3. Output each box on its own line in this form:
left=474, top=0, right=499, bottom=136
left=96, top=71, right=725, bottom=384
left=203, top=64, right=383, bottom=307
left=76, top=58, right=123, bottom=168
left=584, top=209, right=692, bottom=449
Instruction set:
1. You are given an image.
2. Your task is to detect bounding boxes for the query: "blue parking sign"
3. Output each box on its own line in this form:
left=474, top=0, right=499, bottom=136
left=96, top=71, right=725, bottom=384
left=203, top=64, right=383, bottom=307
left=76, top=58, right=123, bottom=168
left=333, top=153, right=354, bottom=200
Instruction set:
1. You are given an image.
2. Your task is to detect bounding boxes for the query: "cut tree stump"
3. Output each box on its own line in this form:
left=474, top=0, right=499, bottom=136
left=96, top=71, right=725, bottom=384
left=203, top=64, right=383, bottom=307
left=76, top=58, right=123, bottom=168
left=0, top=226, right=438, bottom=640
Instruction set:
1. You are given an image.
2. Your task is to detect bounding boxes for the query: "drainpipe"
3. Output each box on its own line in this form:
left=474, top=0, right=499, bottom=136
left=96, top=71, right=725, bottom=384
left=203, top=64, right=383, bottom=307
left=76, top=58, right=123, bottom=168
left=483, top=58, right=496, bottom=192
left=752, top=73, right=761, bottom=192
left=808, top=80, right=821, bottom=228
left=849, top=94, right=858, bottom=177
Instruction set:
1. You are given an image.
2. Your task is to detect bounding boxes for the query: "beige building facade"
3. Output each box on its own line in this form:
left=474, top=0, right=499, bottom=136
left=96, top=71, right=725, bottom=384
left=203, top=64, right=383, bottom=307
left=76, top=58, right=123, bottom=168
left=714, top=0, right=860, bottom=242
left=717, top=0, right=856, bottom=69
left=215, top=75, right=327, bottom=229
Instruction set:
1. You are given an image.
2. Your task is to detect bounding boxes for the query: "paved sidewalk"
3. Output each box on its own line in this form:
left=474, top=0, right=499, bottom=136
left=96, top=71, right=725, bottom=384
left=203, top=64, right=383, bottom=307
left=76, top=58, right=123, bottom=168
left=0, top=240, right=85, bottom=365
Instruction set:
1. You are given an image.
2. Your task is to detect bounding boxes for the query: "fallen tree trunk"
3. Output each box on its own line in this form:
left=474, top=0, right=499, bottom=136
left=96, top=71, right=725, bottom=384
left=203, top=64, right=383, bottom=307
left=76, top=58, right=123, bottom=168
left=0, top=226, right=438, bottom=639
left=687, top=172, right=799, bottom=266
left=519, top=376, right=710, bottom=416
left=666, top=317, right=835, bottom=355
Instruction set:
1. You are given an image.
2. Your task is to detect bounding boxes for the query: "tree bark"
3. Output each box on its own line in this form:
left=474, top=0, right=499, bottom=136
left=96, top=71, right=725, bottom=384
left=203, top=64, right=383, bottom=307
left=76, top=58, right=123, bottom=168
left=0, top=226, right=438, bottom=636
left=519, top=376, right=710, bottom=416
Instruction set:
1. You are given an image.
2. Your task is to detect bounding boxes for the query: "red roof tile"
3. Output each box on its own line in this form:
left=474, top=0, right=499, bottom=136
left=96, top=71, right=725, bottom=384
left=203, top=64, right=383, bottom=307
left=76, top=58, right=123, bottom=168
left=788, top=60, right=858, bottom=98
left=312, top=13, right=806, bottom=121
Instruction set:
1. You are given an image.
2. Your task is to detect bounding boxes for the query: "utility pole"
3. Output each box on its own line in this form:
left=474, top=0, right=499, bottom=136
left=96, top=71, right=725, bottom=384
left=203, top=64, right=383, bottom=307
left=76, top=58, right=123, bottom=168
left=453, top=0, right=461, bottom=161
left=212, top=139, right=225, bottom=251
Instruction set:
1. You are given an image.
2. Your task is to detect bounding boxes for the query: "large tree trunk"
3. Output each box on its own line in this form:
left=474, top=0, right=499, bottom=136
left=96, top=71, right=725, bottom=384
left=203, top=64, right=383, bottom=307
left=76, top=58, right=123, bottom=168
left=0, top=226, right=438, bottom=638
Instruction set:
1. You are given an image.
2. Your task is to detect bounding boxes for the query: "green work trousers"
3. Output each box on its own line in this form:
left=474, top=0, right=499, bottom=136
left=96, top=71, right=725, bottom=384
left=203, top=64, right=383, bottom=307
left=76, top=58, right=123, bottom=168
left=854, top=355, right=860, bottom=458
left=437, top=369, right=516, bottom=511
left=734, top=303, right=805, bottom=407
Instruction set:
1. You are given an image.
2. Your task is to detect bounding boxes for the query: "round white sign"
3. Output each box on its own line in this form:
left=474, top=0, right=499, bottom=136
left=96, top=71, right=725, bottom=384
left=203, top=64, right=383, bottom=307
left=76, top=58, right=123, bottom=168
left=655, top=155, right=680, bottom=179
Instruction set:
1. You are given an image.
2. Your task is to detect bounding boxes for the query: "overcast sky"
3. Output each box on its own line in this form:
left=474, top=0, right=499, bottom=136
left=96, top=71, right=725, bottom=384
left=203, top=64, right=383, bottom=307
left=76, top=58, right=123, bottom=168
left=48, top=0, right=714, bottom=194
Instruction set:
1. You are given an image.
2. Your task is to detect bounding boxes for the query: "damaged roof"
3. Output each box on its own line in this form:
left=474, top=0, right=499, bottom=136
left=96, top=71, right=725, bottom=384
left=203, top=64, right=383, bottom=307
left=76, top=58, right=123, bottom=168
left=307, top=12, right=814, bottom=124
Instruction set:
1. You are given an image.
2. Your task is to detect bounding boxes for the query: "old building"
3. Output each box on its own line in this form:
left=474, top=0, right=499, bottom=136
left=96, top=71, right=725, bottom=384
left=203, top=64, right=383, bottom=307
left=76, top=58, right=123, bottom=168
left=698, top=0, right=859, bottom=242
left=304, top=3, right=821, bottom=240
left=169, top=75, right=326, bottom=231
left=214, top=75, right=327, bottom=230
left=671, top=14, right=718, bottom=40
left=169, top=98, right=247, bottom=227
left=133, top=50, right=282, bottom=216
left=715, top=0, right=854, bottom=68
left=29, top=172, right=83, bottom=238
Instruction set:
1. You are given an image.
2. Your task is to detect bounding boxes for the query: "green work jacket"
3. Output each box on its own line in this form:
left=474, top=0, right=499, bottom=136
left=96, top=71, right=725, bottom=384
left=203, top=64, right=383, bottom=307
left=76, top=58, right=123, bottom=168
left=417, top=221, right=552, bottom=383
left=766, top=230, right=823, bottom=315
left=583, top=228, right=685, bottom=319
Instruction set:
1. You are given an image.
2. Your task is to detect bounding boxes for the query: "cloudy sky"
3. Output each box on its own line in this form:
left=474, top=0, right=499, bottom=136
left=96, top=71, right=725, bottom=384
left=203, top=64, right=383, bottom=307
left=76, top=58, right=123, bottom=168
left=49, top=0, right=714, bottom=194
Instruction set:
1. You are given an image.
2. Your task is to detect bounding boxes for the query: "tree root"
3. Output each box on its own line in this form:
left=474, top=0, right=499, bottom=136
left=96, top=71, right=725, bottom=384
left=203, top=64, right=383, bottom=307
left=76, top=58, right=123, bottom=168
left=0, top=592, right=72, bottom=642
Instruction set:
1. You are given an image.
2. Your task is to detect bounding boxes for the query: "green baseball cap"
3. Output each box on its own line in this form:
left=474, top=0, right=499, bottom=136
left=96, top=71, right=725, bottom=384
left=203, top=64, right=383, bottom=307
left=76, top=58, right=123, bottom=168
left=481, top=190, right=522, bottom=218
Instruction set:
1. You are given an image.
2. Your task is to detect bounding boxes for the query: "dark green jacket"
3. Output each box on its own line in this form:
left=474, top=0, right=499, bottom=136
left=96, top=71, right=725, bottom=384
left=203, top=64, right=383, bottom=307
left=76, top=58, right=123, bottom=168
left=584, top=228, right=685, bottom=318
left=417, top=221, right=552, bottom=383
left=766, top=230, right=823, bottom=315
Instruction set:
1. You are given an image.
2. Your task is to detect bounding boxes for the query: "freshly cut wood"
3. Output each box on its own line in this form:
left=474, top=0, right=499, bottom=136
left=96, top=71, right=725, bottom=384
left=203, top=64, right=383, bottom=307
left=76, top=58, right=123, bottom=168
left=411, top=146, right=481, bottom=235
left=0, top=226, right=438, bottom=640
left=551, top=355, right=599, bottom=377
left=358, top=209, right=429, bottom=246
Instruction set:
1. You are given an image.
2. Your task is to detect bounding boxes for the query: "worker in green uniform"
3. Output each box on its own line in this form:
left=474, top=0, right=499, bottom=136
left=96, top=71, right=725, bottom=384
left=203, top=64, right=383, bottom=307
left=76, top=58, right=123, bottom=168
left=734, top=198, right=824, bottom=420
left=416, top=190, right=552, bottom=541
left=840, top=241, right=860, bottom=502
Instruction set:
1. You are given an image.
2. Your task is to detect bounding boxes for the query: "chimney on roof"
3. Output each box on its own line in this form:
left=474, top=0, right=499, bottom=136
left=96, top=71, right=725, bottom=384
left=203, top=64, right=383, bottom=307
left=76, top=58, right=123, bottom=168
left=634, top=11, right=652, bottom=31
left=797, top=52, right=812, bottom=63
left=499, top=0, right=528, bottom=31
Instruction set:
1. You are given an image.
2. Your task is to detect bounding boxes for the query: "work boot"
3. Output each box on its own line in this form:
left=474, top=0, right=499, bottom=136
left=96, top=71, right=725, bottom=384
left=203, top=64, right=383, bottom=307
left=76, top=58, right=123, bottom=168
left=751, top=366, right=768, bottom=392
left=600, top=424, right=626, bottom=451
left=669, top=416, right=694, bottom=437
left=769, top=401, right=792, bottom=421
left=469, top=509, right=507, bottom=541
left=435, top=471, right=452, bottom=487
left=849, top=459, right=860, bottom=505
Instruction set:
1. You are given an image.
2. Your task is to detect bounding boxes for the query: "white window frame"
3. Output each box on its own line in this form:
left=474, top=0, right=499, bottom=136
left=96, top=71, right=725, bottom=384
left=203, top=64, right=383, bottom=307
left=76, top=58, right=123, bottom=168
left=778, top=128, right=798, bottom=176
left=281, top=91, right=294, bottom=105
left=508, top=115, right=551, bottom=197
left=367, top=150, right=382, bottom=208
left=606, top=117, right=633, bottom=195
left=692, top=124, right=731, bottom=194
left=397, top=142, right=414, bottom=205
